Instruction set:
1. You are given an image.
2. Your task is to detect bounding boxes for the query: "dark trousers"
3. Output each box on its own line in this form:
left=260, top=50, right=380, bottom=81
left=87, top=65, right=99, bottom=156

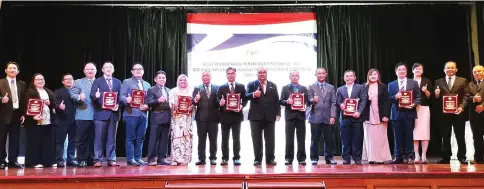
left=0, top=109, right=21, bottom=163
left=125, top=116, right=147, bottom=161
left=250, top=120, right=275, bottom=162
left=196, top=121, right=218, bottom=161
left=221, top=122, right=241, bottom=161
left=471, top=114, right=484, bottom=161
left=147, top=123, right=170, bottom=161
left=340, top=119, right=363, bottom=161
left=392, top=116, right=415, bottom=159
left=25, top=125, right=55, bottom=167
left=310, top=123, right=333, bottom=161
left=94, top=119, right=118, bottom=163
left=76, top=120, right=94, bottom=163
left=55, top=122, right=77, bottom=163
left=285, top=118, right=306, bottom=162
left=440, top=115, right=466, bottom=160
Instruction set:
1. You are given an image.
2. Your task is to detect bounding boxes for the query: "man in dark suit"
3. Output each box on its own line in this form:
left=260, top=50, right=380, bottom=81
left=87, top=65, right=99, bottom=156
left=0, top=61, right=26, bottom=169
left=336, top=70, right=368, bottom=165
left=192, top=70, right=220, bottom=165
left=146, top=70, right=172, bottom=166
left=217, top=67, right=247, bottom=166
left=388, top=62, right=421, bottom=164
left=54, top=73, right=78, bottom=167
left=280, top=70, right=309, bottom=165
left=90, top=62, right=122, bottom=167
left=308, top=67, right=337, bottom=165
left=246, top=67, right=281, bottom=166
left=434, top=61, right=470, bottom=164
left=469, top=65, right=484, bottom=164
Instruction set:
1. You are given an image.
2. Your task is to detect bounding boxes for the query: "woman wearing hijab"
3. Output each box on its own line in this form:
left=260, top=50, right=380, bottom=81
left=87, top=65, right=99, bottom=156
left=361, top=69, right=392, bottom=164
left=24, top=73, right=56, bottom=168
left=411, top=63, right=432, bottom=164
left=169, top=74, right=196, bottom=165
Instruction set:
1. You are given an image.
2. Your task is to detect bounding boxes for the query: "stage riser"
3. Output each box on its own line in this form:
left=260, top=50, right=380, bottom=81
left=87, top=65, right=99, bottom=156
left=2, top=177, right=484, bottom=189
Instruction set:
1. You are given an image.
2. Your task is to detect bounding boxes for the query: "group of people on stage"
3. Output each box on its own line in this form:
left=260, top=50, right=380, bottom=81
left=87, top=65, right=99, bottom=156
left=0, top=60, right=483, bottom=169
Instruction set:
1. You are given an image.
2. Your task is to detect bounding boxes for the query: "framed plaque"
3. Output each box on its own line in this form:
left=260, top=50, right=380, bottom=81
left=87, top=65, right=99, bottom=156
left=226, top=93, right=241, bottom=111
left=102, top=92, right=117, bottom=109
left=26, top=99, right=44, bottom=116
left=291, top=93, right=305, bottom=110
left=443, top=95, right=458, bottom=113
left=398, top=91, right=413, bottom=108
left=176, top=96, right=192, bottom=114
left=343, top=98, right=359, bottom=116
left=131, top=89, right=146, bottom=108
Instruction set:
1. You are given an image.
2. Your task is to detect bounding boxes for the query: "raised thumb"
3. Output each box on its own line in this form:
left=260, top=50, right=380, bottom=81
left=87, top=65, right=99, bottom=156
left=4, top=93, right=8, bottom=97
left=436, top=86, right=439, bottom=89
left=222, top=95, right=224, bottom=99
left=97, top=88, right=100, bottom=92
left=60, top=100, right=64, bottom=104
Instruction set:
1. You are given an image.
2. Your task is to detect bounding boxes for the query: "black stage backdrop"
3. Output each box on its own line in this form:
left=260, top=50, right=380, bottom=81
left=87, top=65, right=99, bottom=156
left=0, top=3, right=474, bottom=157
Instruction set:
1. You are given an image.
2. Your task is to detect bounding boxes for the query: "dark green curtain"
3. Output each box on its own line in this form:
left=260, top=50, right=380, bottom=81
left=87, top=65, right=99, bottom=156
left=0, top=4, right=187, bottom=156
left=317, top=4, right=472, bottom=156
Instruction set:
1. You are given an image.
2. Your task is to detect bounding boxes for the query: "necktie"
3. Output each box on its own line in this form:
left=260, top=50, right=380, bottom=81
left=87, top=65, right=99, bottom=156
left=205, top=84, right=210, bottom=97
left=399, top=80, right=405, bottom=91
left=293, top=85, right=298, bottom=93
left=230, top=83, right=234, bottom=93
left=106, top=78, right=112, bottom=91
left=478, top=80, right=481, bottom=86
left=88, top=79, right=93, bottom=85
left=10, top=80, right=17, bottom=103
left=448, top=77, right=453, bottom=90
left=138, top=80, right=143, bottom=90
left=161, top=86, right=167, bottom=98
left=260, top=82, right=265, bottom=94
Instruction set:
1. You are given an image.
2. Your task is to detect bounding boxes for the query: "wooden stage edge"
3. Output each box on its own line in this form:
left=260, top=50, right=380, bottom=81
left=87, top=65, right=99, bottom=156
left=2, top=166, right=484, bottom=189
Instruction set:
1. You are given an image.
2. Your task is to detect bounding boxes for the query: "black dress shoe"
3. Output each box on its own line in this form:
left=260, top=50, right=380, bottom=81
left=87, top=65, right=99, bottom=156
left=391, top=158, right=404, bottom=164
left=354, top=160, right=362, bottom=165
left=298, top=161, right=306, bottom=165
left=325, top=160, right=337, bottom=165
left=66, top=161, right=79, bottom=166
left=253, top=161, right=261, bottom=166
left=233, top=159, right=241, bottom=166
left=78, top=161, right=88, bottom=167
left=459, top=159, right=468, bottom=164
left=127, top=160, right=140, bottom=166
left=210, top=160, right=217, bottom=165
left=284, top=160, right=292, bottom=165
left=311, top=159, right=318, bottom=165
left=136, top=160, right=147, bottom=165
left=157, top=158, right=171, bottom=166
left=221, top=159, right=229, bottom=165
left=57, top=161, right=66, bottom=167
left=343, top=160, right=351, bottom=165
left=436, top=159, right=450, bottom=164
left=195, top=160, right=206, bottom=165
left=266, top=160, right=277, bottom=165
left=0, top=163, right=5, bottom=169
left=369, top=161, right=375, bottom=164
left=8, top=162, right=24, bottom=168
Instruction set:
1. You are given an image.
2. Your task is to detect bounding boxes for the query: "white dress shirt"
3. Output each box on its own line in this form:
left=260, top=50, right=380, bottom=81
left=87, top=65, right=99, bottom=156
left=7, top=77, right=19, bottom=109
left=346, top=84, right=353, bottom=98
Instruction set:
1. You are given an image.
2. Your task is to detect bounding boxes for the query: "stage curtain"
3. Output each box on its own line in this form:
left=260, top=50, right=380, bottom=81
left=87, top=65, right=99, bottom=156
left=316, top=4, right=472, bottom=156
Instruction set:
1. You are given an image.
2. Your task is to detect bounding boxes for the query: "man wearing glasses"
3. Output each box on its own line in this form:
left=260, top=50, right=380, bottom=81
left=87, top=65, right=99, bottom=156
left=120, top=63, right=151, bottom=166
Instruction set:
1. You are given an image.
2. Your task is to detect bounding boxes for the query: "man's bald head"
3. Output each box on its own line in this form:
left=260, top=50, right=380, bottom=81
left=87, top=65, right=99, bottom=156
left=473, top=65, right=484, bottom=81
left=257, top=67, right=267, bottom=81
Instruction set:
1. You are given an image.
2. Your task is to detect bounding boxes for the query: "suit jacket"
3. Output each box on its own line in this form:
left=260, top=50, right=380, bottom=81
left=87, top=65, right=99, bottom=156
left=70, top=78, right=95, bottom=121
left=388, top=79, right=421, bottom=120
left=469, top=80, right=484, bottom=118
left=217, top=82, right=248, bottom=123
left=307, top=82, right=336, bottom=124
left=54, top=87, right=76, bottom=125
left=434, top=76, right=470, bottom=116
left=0, top=78, right=27, bottom=124
left=280, top=83, right=309, bottom=121
left=414, top=77, right=432, bottom=106
left=246, top=80, right=281, bottom=121
left=146, top=85, right=171, bottom=125
left=90, top=76, right=122, bottom=121
left=362, top=83, right=390, bottom=122
left=24, top=87, right=55, bottom=126
left=336, top=84, right=368, bottom=122
left=192, top=84, right=220, bottom=122
left=120, top=77, right=151, bottom=118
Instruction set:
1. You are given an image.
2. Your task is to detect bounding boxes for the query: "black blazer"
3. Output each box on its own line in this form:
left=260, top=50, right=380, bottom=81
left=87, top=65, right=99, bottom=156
left=469, top=80, right=484, bottom=118
left=24, top=88, right=55, bottom=126
left=434, top=76, right=470, bottom=112
left=246, top=80, right=281, bottom=121
left=0, top=78, right=27, bottom=124
left=54, top=87, right=76, bottom=125
left=192, top=84, right=220, bottom=122
left=217, top=82, right=248, bottom=123
left=279, top=84, right=308, bottom=121
left=362, top=83, right=390, bottom=122
left=414, top=77, right=433, bottom=106
left=146, top=85, right=171, bottom=125
left=336, top=84, right=368, bottom=122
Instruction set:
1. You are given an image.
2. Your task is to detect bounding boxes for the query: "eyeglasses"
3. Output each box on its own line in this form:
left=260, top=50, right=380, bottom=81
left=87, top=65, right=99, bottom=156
left=35, top=79, right=45, bottom=81
left=63, top=78, right=73, bottom=81
left=132, top=68, right=143, bottom=71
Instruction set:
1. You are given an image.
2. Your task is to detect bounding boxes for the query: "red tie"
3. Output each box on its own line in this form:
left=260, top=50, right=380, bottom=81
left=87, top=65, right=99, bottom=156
left=260, top=82, right=265, bottom=94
